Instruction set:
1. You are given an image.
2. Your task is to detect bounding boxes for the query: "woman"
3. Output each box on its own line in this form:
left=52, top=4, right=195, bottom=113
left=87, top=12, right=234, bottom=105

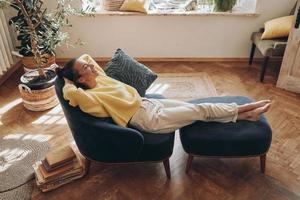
left=55, top=54, right=271, bottom=134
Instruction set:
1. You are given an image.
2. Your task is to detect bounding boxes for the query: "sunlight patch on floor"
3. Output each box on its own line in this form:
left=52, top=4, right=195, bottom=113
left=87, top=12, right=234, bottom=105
left=31, top=105, right=67, bottom=125
left=0, top=98, right=22, bottom=115
left=3, top=133, right=53, bottom=142
left=0, top=98, right=22, bottom=125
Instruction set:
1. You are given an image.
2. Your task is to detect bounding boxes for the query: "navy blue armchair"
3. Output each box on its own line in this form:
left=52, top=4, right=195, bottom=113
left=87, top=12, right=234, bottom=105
left=55, top=77, right=175, bottom=178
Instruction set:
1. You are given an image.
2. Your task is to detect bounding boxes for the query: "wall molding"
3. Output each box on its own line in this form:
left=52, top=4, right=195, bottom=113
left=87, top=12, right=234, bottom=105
left=56, top=57, right=282, bottom=63
left=0, top=57, right=282, bottom=86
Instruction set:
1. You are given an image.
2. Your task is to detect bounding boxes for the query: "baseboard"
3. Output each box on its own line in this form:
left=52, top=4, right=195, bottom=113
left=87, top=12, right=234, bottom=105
left=1, top=57, right=281, bottom=86
left=0, top=61, right=22, bottom=86
left=56, top=57, right=282, bottom=63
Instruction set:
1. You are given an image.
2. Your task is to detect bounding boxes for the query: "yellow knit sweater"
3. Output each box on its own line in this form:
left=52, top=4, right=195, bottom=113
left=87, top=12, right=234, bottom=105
left=63, top=54, right=142, bottom=127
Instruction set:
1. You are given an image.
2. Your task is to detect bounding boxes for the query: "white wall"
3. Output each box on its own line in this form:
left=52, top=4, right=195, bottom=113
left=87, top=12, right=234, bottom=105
left=19, top=0, right=300, bottom=58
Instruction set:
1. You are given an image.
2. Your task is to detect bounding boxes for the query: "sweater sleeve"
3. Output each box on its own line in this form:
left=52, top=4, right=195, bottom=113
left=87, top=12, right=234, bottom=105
left=63, top=83, right=79, bottom=107
left=78, top=54, right=105, bottom=75
left=62, top=83, right=109, bottom=117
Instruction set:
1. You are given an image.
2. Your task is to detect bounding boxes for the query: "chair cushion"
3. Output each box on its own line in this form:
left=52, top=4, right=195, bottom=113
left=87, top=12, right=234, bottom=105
left=180, top=96, right=272, bottom=157
left=136, top=93, right=175, bottom=161
left=251, top=32, right=287, bottom=57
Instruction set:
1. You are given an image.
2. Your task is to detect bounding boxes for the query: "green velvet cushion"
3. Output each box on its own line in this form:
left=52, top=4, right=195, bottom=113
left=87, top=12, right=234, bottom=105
left=104, top=49, right=157, bottom=97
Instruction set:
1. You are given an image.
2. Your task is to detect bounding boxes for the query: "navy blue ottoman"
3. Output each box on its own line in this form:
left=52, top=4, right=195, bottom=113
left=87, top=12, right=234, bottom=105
left=179, top=96, right=272, bottom=174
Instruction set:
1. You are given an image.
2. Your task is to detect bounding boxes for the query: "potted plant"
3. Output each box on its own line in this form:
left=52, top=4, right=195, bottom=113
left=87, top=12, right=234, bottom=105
left=213, top=0, right=237, bottom=12
left=0, top=0, right=94, bottom=111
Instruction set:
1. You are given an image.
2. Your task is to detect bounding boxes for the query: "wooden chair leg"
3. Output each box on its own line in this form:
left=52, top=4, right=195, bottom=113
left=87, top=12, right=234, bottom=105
left=260, top=154, right=266, bottom=174
left=185, top=154, right=194, bottom=174
left=260, top=56, right=269, bottom=82
left=249, top=43, right=256, bottom=65
left=163, top=158, right=171, bottom=179
left=85, top=158, right=91, bottom=176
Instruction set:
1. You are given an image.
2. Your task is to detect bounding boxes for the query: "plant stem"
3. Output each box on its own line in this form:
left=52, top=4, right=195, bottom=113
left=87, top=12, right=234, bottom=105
left=15, top=0, right=46, bottom=78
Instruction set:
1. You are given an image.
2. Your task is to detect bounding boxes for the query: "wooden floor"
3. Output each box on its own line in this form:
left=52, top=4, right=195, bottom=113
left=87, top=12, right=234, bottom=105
left=1, top=60, right=300, bottom=200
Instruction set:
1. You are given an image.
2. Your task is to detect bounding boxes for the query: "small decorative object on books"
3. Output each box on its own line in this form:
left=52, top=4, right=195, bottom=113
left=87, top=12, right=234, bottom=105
left=33, top=145, right=86, bottom=192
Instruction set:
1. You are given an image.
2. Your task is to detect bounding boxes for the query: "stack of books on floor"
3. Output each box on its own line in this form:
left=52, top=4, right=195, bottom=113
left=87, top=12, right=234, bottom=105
left=33, top=145, right=86, bottom=192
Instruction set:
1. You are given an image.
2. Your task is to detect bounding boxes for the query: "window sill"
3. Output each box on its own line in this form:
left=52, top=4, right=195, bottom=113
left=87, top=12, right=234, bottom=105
left=83, top=10, right=259, bottom=17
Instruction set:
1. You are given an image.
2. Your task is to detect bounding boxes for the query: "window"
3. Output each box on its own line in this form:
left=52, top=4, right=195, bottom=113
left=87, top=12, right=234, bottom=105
left=83, top=0, right=257, bottom=14
left=149, top=0, right=192, bottom=12
left=148, top=0, right=257, bottom=13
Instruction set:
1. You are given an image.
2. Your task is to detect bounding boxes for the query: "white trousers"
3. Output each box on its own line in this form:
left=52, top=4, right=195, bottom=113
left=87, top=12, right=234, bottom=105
left=129, top=98, right=238, bottom=134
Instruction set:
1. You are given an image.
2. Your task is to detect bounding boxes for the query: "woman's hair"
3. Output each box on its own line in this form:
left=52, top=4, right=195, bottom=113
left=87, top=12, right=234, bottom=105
left=55, top=58, right=87, bottom=89
left=55, top=58, right=77, bottom=80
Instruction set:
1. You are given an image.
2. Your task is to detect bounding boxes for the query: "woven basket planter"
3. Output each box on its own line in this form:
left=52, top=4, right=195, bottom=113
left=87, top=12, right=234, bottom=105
left=19, top=84, right=59, bottom=111
left=19, top=68, right=58, bottom=112
left=103, top=0, right=125, bottom=11
left=22, top=55, right=56, bottom=72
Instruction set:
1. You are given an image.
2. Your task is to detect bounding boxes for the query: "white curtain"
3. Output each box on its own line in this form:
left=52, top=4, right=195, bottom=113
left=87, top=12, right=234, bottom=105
left=0, top=10, right=14, bottom=76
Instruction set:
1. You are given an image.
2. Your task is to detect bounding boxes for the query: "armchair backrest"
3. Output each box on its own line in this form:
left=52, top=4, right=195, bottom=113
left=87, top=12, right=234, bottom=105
left=55, top=77, right=114, bottom=123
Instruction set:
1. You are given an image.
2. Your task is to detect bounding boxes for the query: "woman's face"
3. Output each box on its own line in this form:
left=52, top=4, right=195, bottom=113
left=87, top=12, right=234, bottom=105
left=73, top=60, right=99, bottom=88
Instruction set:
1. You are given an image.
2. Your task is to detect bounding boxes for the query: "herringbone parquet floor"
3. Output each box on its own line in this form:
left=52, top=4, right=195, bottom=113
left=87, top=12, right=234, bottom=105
left=0, top=60, right=299, bottom=200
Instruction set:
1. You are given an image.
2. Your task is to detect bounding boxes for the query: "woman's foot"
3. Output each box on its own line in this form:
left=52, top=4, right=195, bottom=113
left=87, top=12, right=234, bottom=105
left=238, top=100, right=271, bottom=113
left=237, top=103, right=271, bottom=121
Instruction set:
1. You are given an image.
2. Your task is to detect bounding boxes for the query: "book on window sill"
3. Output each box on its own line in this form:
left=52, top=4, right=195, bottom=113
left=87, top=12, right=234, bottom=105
left=45, top=145, right=76, bottom=168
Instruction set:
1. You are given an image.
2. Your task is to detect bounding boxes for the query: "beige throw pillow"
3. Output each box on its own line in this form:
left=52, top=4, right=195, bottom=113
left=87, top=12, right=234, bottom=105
left=119, top=0, right=149, bottom=13
left=261, top=15, right=294, bottom=40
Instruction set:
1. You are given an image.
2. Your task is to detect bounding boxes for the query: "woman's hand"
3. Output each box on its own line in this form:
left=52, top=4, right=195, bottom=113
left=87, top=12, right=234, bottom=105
left=64, top=78, right=74, bottom=85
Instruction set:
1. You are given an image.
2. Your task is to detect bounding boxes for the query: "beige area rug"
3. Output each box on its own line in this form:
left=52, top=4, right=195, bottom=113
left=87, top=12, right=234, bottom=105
left=146, top=73, right=218, bottom=101
left=0, top=133, right=50, bottom=200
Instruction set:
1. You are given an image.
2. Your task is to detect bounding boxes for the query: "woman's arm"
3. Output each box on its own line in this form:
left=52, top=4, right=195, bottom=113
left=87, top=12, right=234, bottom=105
left=78, top=54, right=106, bottom=75
left=62, top=81, right=109, bottom=117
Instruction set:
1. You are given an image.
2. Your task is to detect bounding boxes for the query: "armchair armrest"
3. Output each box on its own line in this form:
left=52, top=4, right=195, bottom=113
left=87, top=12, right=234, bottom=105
left=70, top=116, right=144, bottom=163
